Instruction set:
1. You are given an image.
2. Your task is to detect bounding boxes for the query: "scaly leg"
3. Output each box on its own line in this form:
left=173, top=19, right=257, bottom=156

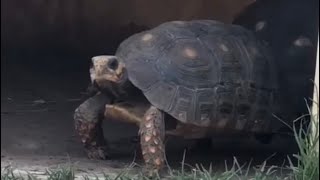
left=74, top=93, right=111, bottom=159
left=139, top=106, right=166, bottom=177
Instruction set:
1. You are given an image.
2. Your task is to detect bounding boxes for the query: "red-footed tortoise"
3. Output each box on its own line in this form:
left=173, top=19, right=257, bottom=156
left=74, top=20, right=280, bottom=176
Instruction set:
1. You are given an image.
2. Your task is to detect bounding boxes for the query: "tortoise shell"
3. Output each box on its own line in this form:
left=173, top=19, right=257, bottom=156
left=116, top=20, right=278, bottom=132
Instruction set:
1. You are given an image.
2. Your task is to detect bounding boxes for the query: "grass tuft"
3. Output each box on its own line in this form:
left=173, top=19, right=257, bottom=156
left=45, top=166, right=74, bottom=180
left=287, top=102, right=319, bottom=180
left=1, top=166, right=23, bottom=180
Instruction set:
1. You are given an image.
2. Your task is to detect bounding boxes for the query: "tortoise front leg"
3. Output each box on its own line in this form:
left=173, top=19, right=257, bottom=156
left=74, top=93, right=111, bottom=159
left=139, top=106, right=166, bottom=177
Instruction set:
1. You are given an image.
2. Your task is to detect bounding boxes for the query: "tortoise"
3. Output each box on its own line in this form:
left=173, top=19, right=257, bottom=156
left=74, top=20, right=280, bottom=175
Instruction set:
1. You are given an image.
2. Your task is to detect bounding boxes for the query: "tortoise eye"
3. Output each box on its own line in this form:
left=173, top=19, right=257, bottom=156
left=108, top=58, right=119, bottom=70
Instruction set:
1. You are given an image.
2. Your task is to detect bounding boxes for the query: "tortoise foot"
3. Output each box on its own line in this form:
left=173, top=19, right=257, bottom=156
left=73, top=93, right=112, bottom=160
left=140, top=106, right=166, bottom=177
left=86, top=146, right=109, bottom=160
left=74, top=114, right=109, bottom=160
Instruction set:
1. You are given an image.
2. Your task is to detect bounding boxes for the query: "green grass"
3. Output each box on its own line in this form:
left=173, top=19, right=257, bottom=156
left=0, top=161, right=290, bottom=180
left=1, top=165, right=74, bottom=180
left=2, top=104, right=319, bottom=180
left=286, top=103, right=319, bottom=180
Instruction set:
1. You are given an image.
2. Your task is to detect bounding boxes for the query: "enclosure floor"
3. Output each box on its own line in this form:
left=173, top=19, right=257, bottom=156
left=1, top=57, right=298, bottom=178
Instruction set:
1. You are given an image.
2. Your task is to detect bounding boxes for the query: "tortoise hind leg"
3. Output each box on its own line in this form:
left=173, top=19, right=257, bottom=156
left=74, top=93, right=111, bottom=159
left=139, top=106, right=166, bottom=177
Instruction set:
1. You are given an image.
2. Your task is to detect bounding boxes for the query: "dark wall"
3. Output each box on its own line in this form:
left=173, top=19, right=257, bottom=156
left=1, top=0, right=254, bottom=58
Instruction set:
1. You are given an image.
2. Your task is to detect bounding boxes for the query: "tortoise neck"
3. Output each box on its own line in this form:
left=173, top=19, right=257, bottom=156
left=118, top=71, right=130, bottom=88
left=119, top=78, right=132, bottom=90
left=115, top=73, right=141, bottom=97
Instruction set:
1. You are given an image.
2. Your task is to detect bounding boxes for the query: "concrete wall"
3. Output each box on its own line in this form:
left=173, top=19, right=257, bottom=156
left=1, top=0, right=254, bottom=56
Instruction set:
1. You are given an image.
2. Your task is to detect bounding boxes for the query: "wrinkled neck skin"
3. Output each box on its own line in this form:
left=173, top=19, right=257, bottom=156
left=117, top=72, right=133, bottom=95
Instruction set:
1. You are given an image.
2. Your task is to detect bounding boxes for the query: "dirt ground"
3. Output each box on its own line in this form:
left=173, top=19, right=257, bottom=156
left=1, top=56, right=299, bottom=178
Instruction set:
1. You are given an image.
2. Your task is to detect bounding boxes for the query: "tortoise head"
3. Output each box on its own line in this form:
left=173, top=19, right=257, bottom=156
left=90, top=55, right=127, bottom=85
